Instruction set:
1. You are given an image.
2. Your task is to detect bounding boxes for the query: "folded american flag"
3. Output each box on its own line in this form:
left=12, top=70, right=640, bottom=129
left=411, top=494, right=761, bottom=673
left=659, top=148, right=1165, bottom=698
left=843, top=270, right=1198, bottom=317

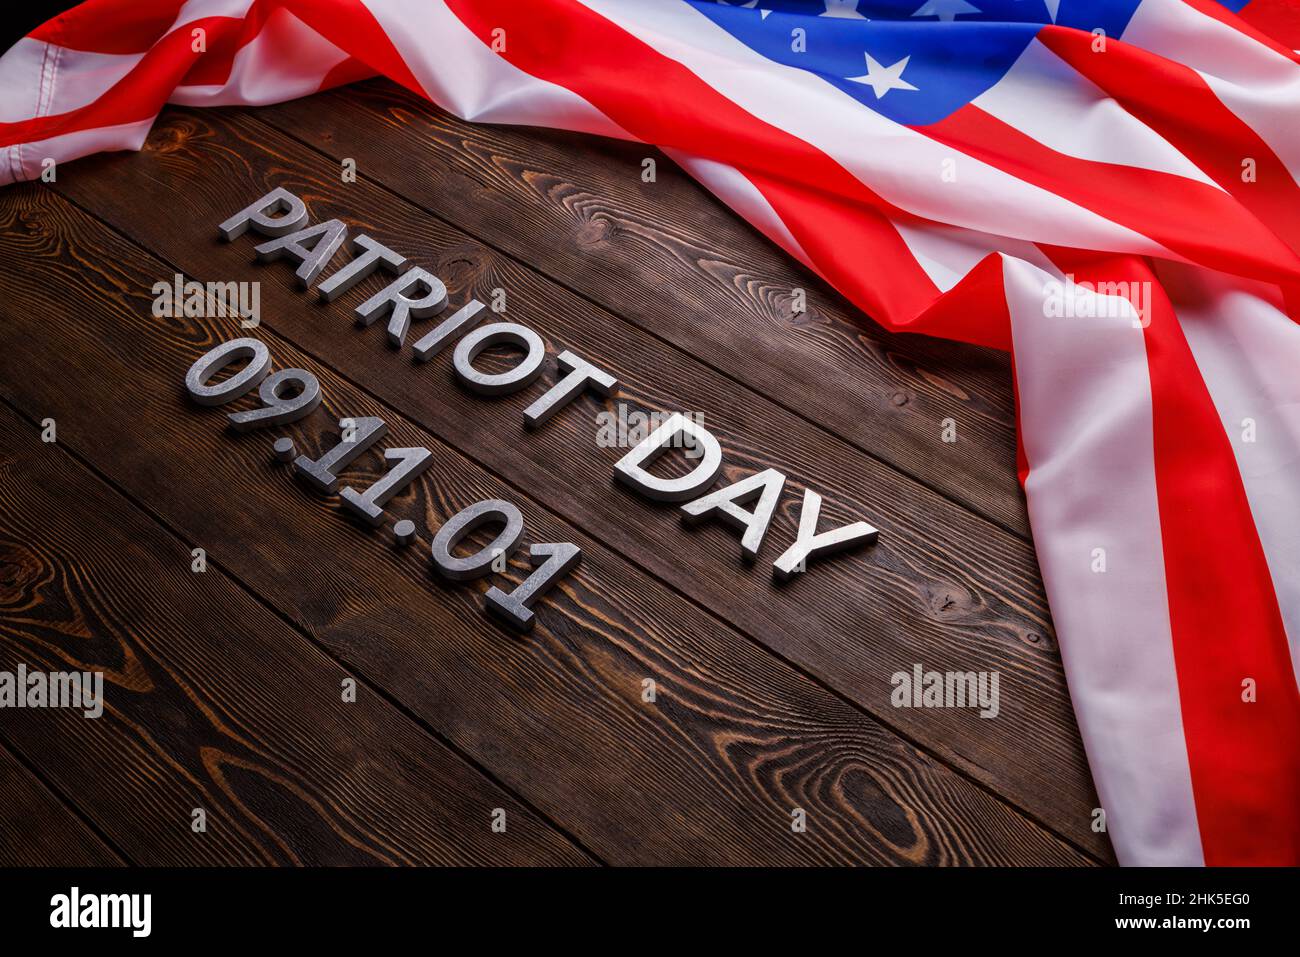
left=3, top=0, right=1297, bottom=866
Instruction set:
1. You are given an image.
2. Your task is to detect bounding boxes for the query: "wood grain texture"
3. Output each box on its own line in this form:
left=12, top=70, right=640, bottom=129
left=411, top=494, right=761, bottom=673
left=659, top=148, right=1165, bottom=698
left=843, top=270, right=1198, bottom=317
left=0, top=404, right=593, bottom=866
left=257, top=80, right=1028, bottom=537
left=0, top=744, right=123, bottom=867
left=48, top=105, right=1109, bottom=860
left=0, top=183, right=1092, bottom=865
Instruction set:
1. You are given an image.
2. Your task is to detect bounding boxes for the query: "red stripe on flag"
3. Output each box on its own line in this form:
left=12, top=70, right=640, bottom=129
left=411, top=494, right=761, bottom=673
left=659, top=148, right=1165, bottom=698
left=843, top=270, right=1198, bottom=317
left=1145, top=274, right=1300, bottom=866
left=0, top=0, right=422, bottom=153
left=1186, top=0, right=1300, bottom=66
left=924, top=104, right=1300, bottom=286
left=278, top=0, right=426, bottom=98
left=316, top=55, right=376, bottom=94
left=904, top=250, right=1014, bottom=351
left=1238, top=0, right=1300, bottom=51
left=1045, top=248, right=1300, bottom=865
left=727, top=166, right=1010, bottom=344
left=179, top=0, right=274, bottom=88
left=30, top=0, right=187, bottom=55
left=0, top=16, right=237, bottom=148
left=1040, top=24, right=1300, bottom=263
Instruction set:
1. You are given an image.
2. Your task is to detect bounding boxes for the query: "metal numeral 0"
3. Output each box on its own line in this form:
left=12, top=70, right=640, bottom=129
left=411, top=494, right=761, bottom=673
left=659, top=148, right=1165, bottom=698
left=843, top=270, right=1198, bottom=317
left=430, top=499, right=524, bottom=581
left=227, top=368, right=323, bottom=432
left=293, top=416, right=387, bottom=494
left=185, top=338, right=271, bottom=406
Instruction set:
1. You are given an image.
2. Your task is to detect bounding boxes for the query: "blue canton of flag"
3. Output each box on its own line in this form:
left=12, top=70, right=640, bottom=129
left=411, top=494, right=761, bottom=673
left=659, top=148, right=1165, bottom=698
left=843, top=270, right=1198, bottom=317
left=687, top=0, right=1148, bottom=124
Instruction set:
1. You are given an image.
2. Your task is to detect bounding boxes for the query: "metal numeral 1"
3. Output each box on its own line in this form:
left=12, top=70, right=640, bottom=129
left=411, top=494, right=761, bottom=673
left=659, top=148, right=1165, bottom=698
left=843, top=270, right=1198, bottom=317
left=340, top=447, right=434, bottom=526
left=293, top=416, right=387, bottom=494
left=484, top=542, right=581, bottom=632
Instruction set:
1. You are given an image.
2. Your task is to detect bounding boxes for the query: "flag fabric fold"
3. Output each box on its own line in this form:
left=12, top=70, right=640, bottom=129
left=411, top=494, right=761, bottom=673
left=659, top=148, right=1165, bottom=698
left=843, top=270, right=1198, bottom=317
left=3, top=0, right=1297, bottom=865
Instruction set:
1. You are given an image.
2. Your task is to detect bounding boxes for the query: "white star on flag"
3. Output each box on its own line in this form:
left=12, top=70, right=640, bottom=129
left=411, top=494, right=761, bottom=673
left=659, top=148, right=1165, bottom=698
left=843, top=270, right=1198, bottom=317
left=846, top=53, right=919, bottom=99
left=911, top=0, right=982, bottom=22
left=718, top=0, right=773, bottom=16
left=820, top=0, right=868, bottom=19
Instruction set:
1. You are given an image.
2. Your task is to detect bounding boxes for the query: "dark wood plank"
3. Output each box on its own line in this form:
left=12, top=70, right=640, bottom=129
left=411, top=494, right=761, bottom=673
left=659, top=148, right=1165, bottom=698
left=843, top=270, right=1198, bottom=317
left=0, top=404, right=592, bottom=866
left=49, top=106, right=1108, bottom=859
left=0, top=184, right=1093, bottom=865
left=0, top=744, right=123, bottom=867
left=257, top=80, right=1028, bottom=536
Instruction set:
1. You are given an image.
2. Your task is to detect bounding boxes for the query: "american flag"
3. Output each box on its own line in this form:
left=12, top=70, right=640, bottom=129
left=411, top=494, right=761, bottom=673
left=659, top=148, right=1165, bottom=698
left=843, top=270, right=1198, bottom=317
left=2, top=0, right=1297, bottom=866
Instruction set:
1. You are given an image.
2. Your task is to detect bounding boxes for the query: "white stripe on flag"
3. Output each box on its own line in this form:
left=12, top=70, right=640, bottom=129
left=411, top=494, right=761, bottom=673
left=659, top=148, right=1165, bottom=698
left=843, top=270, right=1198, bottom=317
left=361, top=0, right=629, bottom=138
left=1003, top=254, right=1205, bottom=866
left=893, top=220, right=1054, bottom=293
left=164, top=0, right=257, bottom=35
left=1, top=118, right=153, bottom=185
left=0, top=38, right=47, bottom=125
left=1123, top=0, right=1300, bottom=184
left=974, top=37, right=1220, bottom=188
left=0, top=39, right=143, bottom=123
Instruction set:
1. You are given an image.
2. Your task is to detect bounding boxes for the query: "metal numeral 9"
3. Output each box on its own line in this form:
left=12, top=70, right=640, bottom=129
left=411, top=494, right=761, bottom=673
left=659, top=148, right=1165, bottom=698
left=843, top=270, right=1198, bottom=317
left=227, top=368, right=322, bottom=432
left=184, top=338, right=322, bottom=431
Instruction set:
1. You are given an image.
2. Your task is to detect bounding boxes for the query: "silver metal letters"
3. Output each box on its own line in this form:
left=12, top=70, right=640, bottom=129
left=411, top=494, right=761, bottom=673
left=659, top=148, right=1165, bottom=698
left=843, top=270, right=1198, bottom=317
left=355, top=267, right=448, bottom=348
left=451, top=322, right=546, bottom=396
left=293, top=416, right=388, bottom=494
left=485, top=543, right=582, bottom=632
left=208, top=188, right=883, bottom=636
left=772, top=488, right=879, bottom=581
left=613, top=412, right=724, bottom=502
left=272, top=436, right=296, bottom=462
left=393, top=518, right=417, bottom=547
left=317, top=234, right=408, bottom=303
left=227, top=368, right=322, bottom=432
left=681, top=468, right=786, bottom=562
left=430, top=499, right=525, bottom=581
left=185, top=338, right=271, bottom=406
left=218, top=187, right=308, bottom=242
left=411, top=299, right=487, bottom=362
left=523, top=350, right=617, bottom=429
left=340, top=447, right=434, bottom=526
left=254, top=219, right=349, bottom=288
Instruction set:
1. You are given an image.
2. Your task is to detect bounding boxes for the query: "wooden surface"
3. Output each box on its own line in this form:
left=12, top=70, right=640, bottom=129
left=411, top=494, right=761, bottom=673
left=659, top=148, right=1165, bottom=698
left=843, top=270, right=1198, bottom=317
left=0, top=80, right=1112, bottom=865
